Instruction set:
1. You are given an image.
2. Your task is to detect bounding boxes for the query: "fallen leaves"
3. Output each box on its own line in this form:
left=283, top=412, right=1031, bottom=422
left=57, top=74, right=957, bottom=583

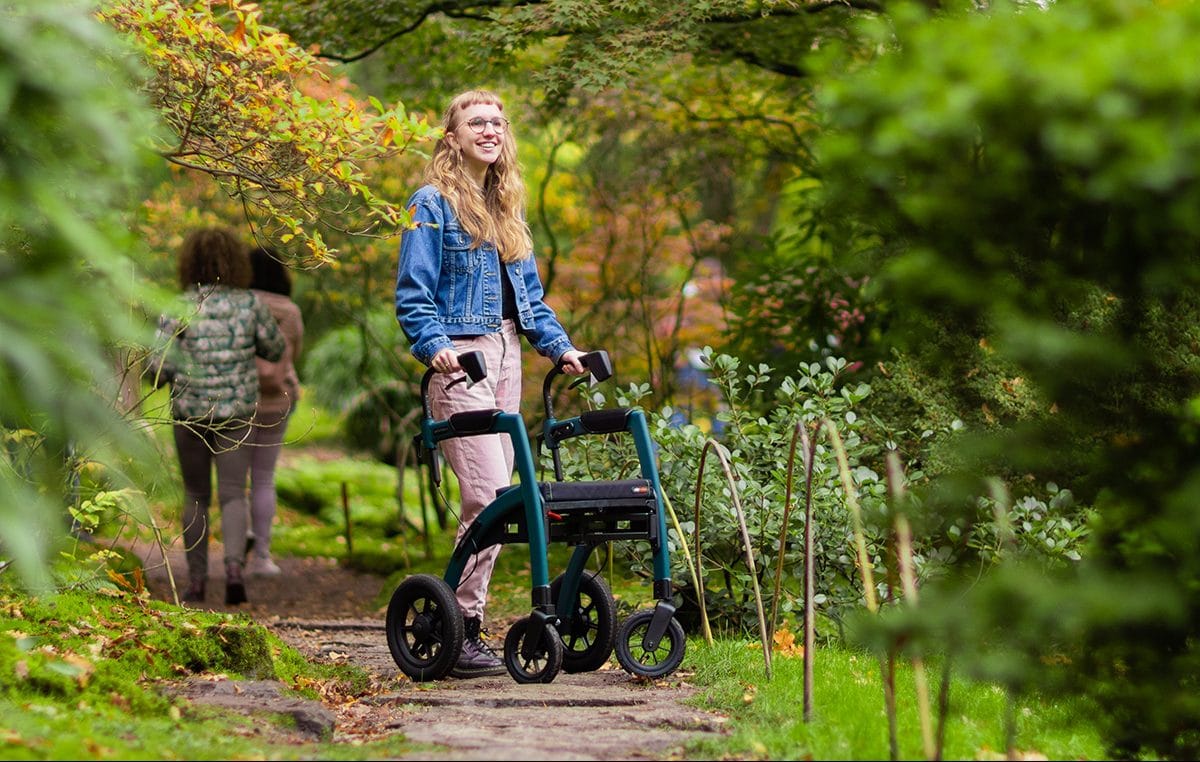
left=772, top=626, right=805, bottom=658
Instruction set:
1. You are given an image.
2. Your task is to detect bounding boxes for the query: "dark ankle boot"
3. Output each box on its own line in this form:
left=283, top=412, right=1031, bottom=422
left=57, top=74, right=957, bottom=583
left=450, top=616, right=504, bottom=678
left=183, top=578, right=206, bottom=604
left=225, top=562, right=247, bottom=605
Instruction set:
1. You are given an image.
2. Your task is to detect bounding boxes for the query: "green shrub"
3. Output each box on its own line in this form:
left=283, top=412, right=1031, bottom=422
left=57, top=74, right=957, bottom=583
left=816, top=1, right=1200, bottom=757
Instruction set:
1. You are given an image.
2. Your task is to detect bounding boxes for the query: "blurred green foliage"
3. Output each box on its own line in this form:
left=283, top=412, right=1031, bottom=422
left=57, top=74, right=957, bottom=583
left=301, top=311, right=426, bottom=465
left=817, top=1, right=1200, bottom=757
left=0, top=0, right=164, bottom=591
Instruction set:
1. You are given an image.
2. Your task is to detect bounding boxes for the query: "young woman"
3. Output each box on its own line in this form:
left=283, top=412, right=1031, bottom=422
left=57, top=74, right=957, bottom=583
left=246, top=246, right=305, bottom=577
left=153, top=227, right=285, bottom=606
left=394, top=90, right=587, bottom=678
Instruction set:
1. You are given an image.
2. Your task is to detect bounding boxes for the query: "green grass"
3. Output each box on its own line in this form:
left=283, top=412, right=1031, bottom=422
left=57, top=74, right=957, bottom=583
left=680, top=638, right=1109, bottom=760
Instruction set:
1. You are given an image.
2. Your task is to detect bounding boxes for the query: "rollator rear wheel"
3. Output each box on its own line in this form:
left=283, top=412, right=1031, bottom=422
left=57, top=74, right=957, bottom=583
left=551, top=572, right=616, bottom=673
left=385, top=574, right=463, bottom=682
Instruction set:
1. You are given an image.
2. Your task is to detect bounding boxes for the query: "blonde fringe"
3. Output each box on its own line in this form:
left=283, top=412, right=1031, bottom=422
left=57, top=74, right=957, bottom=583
left=425, top=91, right=532, bottom=263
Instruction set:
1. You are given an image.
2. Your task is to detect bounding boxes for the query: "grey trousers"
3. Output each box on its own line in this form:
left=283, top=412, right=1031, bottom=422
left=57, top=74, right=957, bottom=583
left=173, top=419, right=253, bottom=583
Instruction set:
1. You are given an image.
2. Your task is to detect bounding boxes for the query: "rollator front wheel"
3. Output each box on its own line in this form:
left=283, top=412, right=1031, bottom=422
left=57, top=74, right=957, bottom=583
left=614, top=609, right=686, bottom=680
left=503, top=616, right=564, bottom=684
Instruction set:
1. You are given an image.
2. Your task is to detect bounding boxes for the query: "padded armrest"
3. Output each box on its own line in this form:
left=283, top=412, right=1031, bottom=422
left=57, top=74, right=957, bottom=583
left=580, top=408, right=630, bottom=434
left=448, top=408, right=502, bottom=435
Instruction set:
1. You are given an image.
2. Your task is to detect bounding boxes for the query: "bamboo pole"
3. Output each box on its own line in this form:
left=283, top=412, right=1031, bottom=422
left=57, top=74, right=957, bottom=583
left=825, top=419, right=896, bottom=758
left=662, top=490, right=711, bottom=645
left=341, top=481, right=353, bottom=559
left=890, top=449, right=936, bottom=761
left=800, top=426, right=817, bottom=722
left=697, top=438, right=772, bottom=678
left=768, top=420, right=806, bottom=640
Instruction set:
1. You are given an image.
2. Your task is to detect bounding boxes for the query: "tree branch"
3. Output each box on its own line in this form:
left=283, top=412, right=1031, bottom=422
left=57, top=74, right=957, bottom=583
left=316, top=0, right=527, bottom=63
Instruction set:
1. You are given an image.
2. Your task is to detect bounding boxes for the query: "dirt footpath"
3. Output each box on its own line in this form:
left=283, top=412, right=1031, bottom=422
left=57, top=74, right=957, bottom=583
left=135, top=539, right=730, bottom=760
left=272, top=617, right=727, bottom=760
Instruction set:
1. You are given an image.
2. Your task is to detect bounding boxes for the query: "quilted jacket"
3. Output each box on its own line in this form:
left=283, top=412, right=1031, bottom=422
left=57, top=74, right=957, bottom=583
left=155, top=285, right=285, bottom=421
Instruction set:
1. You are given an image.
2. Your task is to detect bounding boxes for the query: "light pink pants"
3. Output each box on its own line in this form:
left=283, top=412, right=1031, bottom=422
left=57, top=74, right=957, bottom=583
left=430, top=320, right=522, bottom=620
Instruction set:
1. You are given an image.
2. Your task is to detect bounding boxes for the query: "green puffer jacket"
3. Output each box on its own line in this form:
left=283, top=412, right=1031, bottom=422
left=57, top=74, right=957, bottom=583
left=154, top=285, right=285, bottom=422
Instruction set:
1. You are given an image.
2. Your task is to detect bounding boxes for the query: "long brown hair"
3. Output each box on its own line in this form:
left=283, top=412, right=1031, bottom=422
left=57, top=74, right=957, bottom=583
left=177, top=226, right=250, bottom=289
left=425, top=90, right=532, bottom=263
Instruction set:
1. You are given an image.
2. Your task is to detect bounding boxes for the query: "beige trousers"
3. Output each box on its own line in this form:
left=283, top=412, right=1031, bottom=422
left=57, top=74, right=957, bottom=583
left=430, top=320, right=523, bottom=620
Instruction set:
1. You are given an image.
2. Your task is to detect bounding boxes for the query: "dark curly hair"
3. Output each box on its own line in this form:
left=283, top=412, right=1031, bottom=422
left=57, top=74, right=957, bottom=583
left=249, top=246, right=293, bottom=297
left=177, top=227, right=251, bottom=289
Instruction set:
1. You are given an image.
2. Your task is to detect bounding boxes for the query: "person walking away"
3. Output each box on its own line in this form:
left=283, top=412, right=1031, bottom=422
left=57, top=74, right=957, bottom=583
left=394, top=89, right=589, bottom=678
left=245, top=246, right=304, bottom=576
left=151, top=227, right=285, bottom=605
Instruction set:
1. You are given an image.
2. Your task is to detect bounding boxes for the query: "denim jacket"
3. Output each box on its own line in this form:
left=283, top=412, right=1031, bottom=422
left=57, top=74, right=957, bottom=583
left=394, top=184, right=574, bottom=366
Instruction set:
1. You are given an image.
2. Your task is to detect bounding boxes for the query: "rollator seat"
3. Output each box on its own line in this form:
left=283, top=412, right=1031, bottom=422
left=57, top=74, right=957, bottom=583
left=539, top=478, right=653, bottom=504
left=495, top=478, right=654, bottom=505
left=494, top=478, right=659, bottom=547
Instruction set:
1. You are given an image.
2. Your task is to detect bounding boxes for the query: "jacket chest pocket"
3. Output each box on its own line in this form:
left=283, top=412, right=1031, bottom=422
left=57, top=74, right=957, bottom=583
left=442, top=227, right=478, bottom=273
left=442, top=225, right=483, bottom=314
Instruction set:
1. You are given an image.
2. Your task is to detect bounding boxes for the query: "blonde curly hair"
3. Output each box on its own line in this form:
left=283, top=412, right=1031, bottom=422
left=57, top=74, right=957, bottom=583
left=425, top=90, right=532, bottom=263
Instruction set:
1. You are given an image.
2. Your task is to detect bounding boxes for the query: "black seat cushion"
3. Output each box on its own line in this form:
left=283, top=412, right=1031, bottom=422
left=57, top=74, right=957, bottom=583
left=495, top=479, right=653, bottom=502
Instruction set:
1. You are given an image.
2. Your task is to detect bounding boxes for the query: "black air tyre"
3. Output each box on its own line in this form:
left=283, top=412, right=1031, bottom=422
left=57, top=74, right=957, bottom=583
left=385, top=574, right=463, bottom=682
left=503, top=616, right=564, bottom=684
left=614, top=609, right=686, bottom=680
left=551, top=572, right=617, bottom=673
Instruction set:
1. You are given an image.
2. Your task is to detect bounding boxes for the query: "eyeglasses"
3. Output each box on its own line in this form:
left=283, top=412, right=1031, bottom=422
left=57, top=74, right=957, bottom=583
left=462, top=117, right=509, bottom=134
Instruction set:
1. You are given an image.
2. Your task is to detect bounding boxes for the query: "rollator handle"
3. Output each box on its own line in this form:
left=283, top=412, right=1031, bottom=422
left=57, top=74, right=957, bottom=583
left=579, top=350, right=613, bottom=383
left=458, top=350, right=487, bottom=385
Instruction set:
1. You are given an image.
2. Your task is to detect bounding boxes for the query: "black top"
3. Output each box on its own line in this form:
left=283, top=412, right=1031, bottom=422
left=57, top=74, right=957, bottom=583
left=501, top=265, right=518, bottom=320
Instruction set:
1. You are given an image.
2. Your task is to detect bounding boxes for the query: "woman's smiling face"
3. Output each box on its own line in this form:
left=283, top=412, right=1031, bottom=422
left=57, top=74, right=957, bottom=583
left=448, top=102, right=506, bottom=183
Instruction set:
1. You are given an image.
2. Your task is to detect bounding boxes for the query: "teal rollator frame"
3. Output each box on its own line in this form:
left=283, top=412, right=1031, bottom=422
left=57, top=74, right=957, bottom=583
left=385, top=350, right=687, bottom=683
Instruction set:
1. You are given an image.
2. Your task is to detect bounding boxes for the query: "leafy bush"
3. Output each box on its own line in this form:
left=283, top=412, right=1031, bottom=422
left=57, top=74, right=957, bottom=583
left=816, top=1, right=1200, bottom=757
left=724, top=176, right=882, bottom=377
left=552, top=347, right=1093, bottom=644
left=301, top=311, right=425, bottom=464
left=551, top=349, right=876, bottom=636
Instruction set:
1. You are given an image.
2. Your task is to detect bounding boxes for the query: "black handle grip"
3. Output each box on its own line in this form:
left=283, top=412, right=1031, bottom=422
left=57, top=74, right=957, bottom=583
left=579, top=350, right=613, bottom=382
left=459, top=350, right=487, bottom=384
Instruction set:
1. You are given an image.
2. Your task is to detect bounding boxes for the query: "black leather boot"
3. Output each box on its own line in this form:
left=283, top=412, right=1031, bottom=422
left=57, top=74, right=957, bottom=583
left=225, top=561, right=247, bottom=605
